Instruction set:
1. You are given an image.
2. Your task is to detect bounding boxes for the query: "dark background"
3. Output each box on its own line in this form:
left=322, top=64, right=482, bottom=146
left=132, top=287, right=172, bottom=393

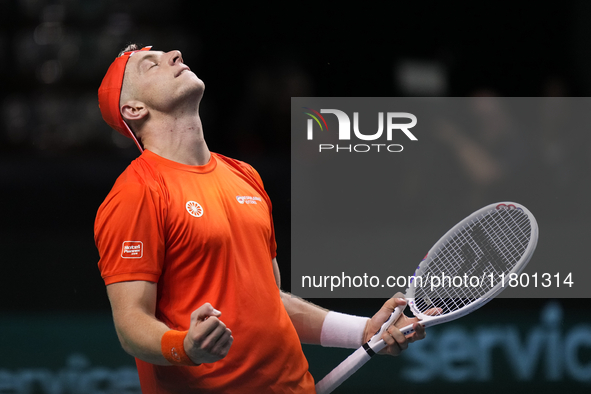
left=1, top=0, right=590, bottom=392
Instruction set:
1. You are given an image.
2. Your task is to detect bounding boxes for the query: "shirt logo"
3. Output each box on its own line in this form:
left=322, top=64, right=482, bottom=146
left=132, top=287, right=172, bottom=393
left=186, top=201, right=204, bottom=217
left=236, top=196, right=262, bottom=205
left=121, top=241, right=143, bottom=258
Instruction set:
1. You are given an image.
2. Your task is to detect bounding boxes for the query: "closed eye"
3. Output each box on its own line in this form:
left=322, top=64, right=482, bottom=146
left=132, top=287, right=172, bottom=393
left=137, top=52, right=165, bottom=73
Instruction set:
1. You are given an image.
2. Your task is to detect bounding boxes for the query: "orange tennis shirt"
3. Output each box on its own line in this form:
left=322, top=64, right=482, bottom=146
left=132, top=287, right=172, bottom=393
left=94, top=150, right=315, bottom=393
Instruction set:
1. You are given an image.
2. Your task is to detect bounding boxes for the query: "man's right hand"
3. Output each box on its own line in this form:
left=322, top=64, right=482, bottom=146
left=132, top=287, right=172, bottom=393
left=184, top=303, right=234, bottom=364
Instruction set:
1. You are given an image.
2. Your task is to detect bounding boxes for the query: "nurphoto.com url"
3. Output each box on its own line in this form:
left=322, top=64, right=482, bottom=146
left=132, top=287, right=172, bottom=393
left=301, top=272, right=573, bottom=292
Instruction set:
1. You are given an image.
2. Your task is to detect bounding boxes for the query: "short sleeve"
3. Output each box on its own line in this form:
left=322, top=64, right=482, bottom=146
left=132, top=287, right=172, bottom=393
left=94, top=181, right=166, bottom=285
left=243, top=163, right=278, bottom=259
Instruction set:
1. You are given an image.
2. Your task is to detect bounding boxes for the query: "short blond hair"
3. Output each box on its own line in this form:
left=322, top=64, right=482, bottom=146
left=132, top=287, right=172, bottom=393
left=118, top=43, right=143, bottom=57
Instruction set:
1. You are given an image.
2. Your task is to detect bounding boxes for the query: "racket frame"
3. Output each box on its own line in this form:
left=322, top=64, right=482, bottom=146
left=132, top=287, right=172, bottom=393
left=404, top=201, right=539, bottom=332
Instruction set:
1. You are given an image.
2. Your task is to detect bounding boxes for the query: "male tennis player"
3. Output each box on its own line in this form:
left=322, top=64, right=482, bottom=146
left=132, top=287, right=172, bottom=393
left=94, top=45, right=427, bottom=393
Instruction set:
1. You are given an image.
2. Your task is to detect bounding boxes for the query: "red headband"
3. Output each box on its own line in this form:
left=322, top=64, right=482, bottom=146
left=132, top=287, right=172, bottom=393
left=98, top=46, right=152, bottom=152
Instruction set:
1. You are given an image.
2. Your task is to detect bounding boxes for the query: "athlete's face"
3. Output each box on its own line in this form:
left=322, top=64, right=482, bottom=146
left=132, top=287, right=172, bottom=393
left=123, top=49, right=204, bottom=113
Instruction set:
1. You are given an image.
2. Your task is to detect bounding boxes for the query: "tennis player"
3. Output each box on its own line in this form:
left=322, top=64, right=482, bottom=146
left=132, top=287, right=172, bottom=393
left=94, top=45, right=427, bottom=393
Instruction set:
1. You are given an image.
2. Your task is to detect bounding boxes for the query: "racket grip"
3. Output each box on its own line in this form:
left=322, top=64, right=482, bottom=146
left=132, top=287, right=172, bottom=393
left=315, top=347, right=372, bottom=394
left=316, top=305, right=404, bottom=394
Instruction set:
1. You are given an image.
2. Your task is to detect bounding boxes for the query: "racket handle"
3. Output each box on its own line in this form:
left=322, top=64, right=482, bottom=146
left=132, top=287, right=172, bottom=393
left=316, top=305, right=404, bottom=394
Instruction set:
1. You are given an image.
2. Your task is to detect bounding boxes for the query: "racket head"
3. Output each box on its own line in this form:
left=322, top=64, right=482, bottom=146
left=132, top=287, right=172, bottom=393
left=405, top=202, right=538, bottom=325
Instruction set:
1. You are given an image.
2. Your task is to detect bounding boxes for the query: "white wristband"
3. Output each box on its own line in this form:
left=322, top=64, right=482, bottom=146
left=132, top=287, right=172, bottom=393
left=320, top=311, right=369, bottom=349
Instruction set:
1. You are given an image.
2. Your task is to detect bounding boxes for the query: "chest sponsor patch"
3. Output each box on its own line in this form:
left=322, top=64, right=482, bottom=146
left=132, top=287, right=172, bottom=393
left=236, top=196, right=262, bottom=205
left=121, top=241, right=143, bottom=258
left=186, top=201, right=204, bottom=217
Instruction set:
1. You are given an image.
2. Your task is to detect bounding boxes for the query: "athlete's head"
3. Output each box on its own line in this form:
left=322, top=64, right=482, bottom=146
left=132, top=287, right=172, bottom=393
left=98, top=44, right=204, bottom=152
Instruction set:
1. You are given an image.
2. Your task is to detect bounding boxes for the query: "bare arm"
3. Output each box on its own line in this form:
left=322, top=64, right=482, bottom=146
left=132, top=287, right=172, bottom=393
left=107, top=281, right=170, bottom=364
left=107, top=280, right=233, bottom=365
left=272, top=257, right=327, bottom=344
left=280, top=290, right=329, bottom=344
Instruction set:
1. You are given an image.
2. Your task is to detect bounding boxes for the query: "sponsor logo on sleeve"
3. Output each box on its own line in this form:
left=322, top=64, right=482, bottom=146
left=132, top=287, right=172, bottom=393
left=121, top=241, right=143, bottom=258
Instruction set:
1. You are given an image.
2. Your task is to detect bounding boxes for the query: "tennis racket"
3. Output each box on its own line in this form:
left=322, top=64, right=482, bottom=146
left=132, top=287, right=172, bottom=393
left=315, top=202, right=539, bottom=394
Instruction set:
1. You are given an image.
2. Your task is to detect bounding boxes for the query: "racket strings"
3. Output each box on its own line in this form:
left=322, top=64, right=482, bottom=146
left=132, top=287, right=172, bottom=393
left=412, top=208, right=532, bottom=315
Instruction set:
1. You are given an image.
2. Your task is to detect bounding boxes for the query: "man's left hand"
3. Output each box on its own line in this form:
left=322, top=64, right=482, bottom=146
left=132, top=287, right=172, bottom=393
left=362, top=293, right=427, bottom=356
